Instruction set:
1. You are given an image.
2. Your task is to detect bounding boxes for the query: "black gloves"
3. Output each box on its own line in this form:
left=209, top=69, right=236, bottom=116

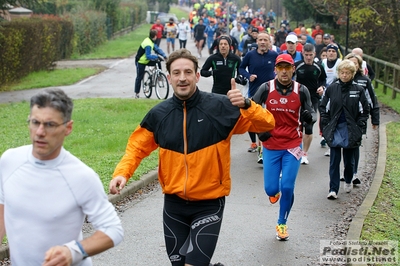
left=357, top=120, right=367, bottom=134
left=301, top=109, right=313, bottom=124
left=258, top=131, right=272, bottom=142
left=235, top=75, right=247, bottom=85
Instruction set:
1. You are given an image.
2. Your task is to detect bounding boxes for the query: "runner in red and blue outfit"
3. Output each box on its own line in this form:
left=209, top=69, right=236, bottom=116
left=252, top=54, right=316, bottom=241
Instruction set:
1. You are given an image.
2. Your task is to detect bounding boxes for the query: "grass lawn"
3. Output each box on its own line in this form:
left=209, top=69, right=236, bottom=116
left=0, top=68, right=103, bottom=92
left=0, top=98, right=160, bottom=191
left=359, top=84, right=400, bottom=250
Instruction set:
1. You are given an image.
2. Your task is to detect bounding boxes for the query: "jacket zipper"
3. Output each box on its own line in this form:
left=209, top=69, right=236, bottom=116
left=183, top=101, right=188, bottom=198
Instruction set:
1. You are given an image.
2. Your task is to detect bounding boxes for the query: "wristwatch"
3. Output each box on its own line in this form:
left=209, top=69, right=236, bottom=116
left=241, top=97, right=251, bottom=110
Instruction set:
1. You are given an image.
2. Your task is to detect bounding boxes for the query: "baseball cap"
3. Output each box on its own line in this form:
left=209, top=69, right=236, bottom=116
left=251, top=27, right=259, bottom=33
left=285, top=34, right=298, bottom=44
left=275, top=54, right=295, bottom=65
left=326, top=44, right=339, bottom=53
left=323, top=33, right=331, bottom=39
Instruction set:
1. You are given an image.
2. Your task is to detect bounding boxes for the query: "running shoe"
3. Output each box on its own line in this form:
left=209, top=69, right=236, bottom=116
left=257, top=152, right=263, bottom=164
left=276, top=224, right=289, bottom=240
left=344, top=183, right=352, bottom=193
left=324, top=148, right=330, bottom=157
left=340, top=176, right=345, bottom=181
left=269, top=192, right=280, bottom=204
left=300, top=155, right=309, bottom=165
left=211, top=263, right=225, bottom=266
left=327, top=191, right=337, bottom=200
left=320, top=137, right=327, bottom=147
left=352, top=174, right=361, bottom=185
left=248, top=143, right=258, bottom=153
left=135, top=93, right=140, bottom=99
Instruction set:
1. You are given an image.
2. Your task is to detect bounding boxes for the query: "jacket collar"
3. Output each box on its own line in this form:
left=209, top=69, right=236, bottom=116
left=172, top=87, right=201, bottom=108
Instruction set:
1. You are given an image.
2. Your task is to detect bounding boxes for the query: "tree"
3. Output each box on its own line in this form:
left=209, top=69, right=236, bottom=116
left=308, top=0, right=400, bottom=63
left=283, top=0, right=316, bottom=25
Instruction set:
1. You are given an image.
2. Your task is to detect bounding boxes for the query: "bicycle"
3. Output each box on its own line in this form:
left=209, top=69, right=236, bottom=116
left=141, top=58, right=170, bottom=99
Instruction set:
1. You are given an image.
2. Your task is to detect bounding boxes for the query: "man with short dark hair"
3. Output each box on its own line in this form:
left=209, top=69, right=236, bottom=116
left=294, top=43, right=327, bottom=164
left=110, top=49, right=275, bottom=265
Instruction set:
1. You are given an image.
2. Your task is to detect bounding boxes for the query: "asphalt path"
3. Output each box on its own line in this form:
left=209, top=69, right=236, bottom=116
left=1, top=22, right=398, bottom=265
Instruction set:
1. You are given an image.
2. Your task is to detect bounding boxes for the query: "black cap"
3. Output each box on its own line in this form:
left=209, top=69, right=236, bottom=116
left=218, top=35, right=232, bottom=46
left=323, top=33, right=331, bottom=39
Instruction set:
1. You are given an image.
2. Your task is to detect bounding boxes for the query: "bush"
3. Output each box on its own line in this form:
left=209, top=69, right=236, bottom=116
left=63, top=11, right=107, bottom=55
left=0, top=16, right=73, bottom=85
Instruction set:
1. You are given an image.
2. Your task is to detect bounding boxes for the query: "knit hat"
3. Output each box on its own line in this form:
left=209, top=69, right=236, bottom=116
left=218, top=35, right=232, bottom=46
left=326, top=44, right=338, bottom=53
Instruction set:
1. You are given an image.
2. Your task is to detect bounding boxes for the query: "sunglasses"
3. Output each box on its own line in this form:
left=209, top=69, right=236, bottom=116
left=275, top=65, right=293, bottom=71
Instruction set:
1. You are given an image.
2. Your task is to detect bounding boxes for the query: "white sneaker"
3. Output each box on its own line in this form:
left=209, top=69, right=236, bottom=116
left=320, top=137, right=327, bottom=147
left=324, top=148, right=330, bottom=157
left=352, top=173, right=361, bottom=185
left=301, top=156, right=309, bottom=165
left=327, top=191, right=337, bottom=199
left=344, top=183, right=352, bottom=193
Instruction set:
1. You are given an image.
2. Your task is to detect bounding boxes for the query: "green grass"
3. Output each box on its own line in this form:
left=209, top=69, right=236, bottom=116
left=71, top=24, right=151, bottom=59
left=169, top=6, right=190, bottom=20
left=0, top=98, right=161, bottom=191
left=0, top=68, right=103, bottom=92
left=360, top=84, right=400, bottom=254
left=373, top=83, right=400, bottom=114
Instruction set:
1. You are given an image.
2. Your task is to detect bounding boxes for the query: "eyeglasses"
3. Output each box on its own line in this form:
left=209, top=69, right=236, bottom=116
left=275, top=65, right=293, bottom=71
left=28, top=119, right=68, bottom=132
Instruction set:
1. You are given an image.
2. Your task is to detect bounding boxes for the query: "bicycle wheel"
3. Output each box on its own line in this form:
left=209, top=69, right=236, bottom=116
left=155, top=72, right=169, bottom=99
left=142, top=70, right=152, bottom=98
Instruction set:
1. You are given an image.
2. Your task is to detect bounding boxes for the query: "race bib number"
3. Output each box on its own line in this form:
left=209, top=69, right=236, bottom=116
left=287, top=146, right=305, bottom=160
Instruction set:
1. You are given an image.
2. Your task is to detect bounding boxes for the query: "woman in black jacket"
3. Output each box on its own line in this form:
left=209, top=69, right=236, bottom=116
left=344, top=53, right=380, bottom=185
left=319, top=59, right=370, bottom=200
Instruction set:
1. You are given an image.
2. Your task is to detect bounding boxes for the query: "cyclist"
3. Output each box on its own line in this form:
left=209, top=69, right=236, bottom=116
left=134, top=29, right=167, bottom=99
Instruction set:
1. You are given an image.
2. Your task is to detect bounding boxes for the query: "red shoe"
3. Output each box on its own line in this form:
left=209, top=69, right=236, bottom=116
left=269, top=192, right=280, bottom=204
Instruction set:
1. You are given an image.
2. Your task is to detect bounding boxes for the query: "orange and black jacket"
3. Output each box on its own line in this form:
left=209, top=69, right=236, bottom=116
left=113, top=88, right=275, bottom=201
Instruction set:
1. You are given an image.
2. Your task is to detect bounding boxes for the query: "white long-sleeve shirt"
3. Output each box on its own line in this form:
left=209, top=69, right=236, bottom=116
left=177, top=22, right=191, bottom=41
left=0, top=145, right=123, bottom=266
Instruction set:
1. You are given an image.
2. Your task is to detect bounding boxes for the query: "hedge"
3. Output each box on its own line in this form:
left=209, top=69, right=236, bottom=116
left=0, top=16, right=73, bottom=85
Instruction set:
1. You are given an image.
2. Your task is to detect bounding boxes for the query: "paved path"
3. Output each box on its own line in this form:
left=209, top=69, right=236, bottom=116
left=1, top=8, right=399, bottom=264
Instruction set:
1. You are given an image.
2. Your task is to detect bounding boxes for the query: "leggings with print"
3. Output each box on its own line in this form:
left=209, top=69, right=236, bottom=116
left=163, top=194, right=225, bottom=266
